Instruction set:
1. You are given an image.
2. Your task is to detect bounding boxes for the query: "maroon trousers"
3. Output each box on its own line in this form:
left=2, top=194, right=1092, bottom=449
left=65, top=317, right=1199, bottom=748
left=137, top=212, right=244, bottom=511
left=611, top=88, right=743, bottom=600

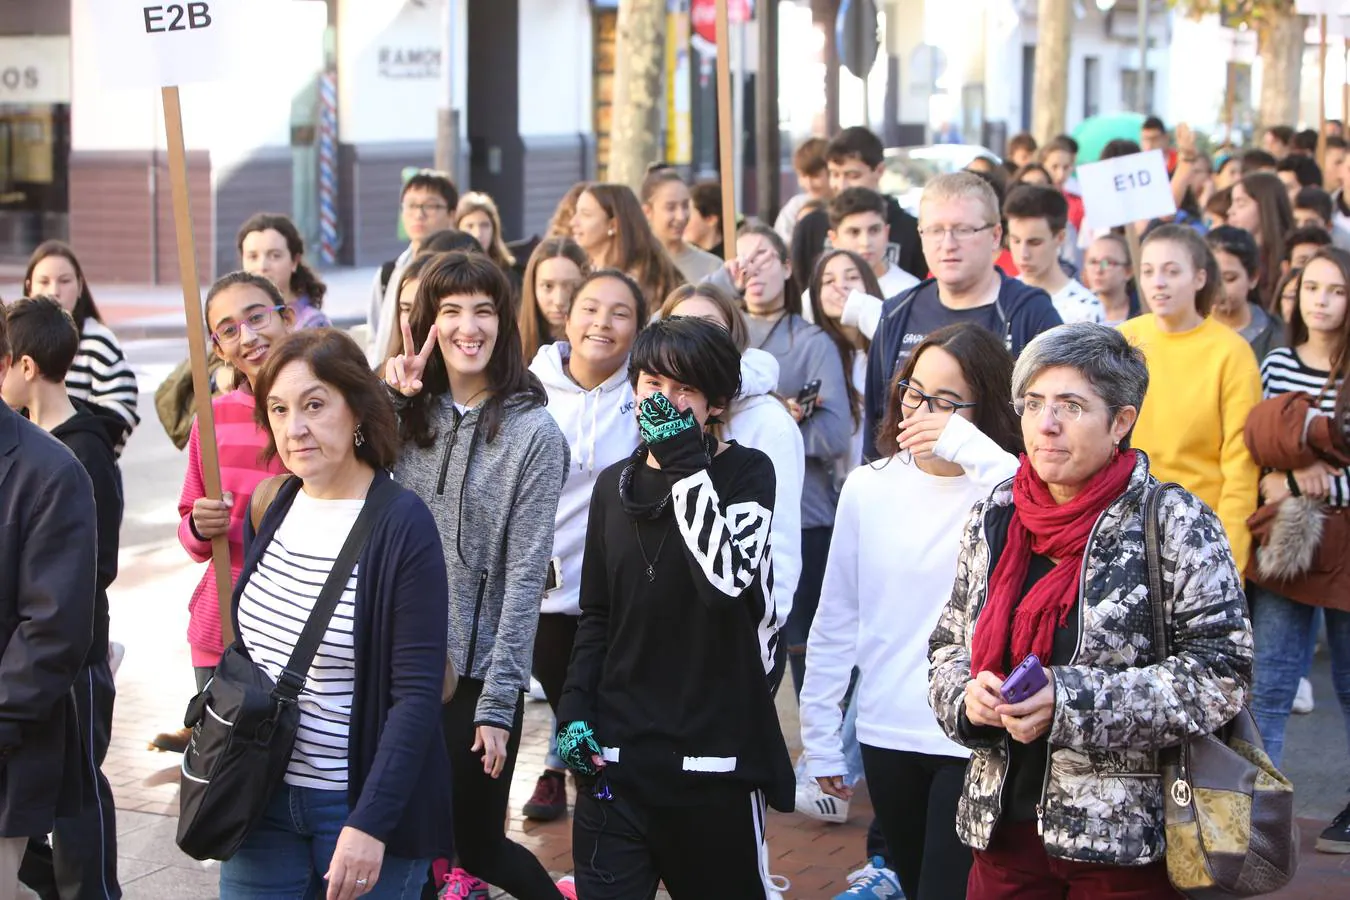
left=967, top=822, right=1183, bottom=899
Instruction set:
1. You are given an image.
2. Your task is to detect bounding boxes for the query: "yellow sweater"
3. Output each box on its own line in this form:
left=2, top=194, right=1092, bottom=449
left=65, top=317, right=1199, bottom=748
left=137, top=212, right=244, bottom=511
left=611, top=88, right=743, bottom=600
left=1118, top=315, right=1261, bottom=570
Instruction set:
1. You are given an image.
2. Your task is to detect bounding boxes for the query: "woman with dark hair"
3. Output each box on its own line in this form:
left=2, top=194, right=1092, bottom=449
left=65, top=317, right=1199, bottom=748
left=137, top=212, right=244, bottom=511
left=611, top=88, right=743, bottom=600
left=641, top=166, right=722, bottom=283
left=1246, top=247, right=1350, bottom=852
left=1276, top=266, right=1304, bottom=324
left=929, top=323, right=1252, bottom=897
left=557, top=316, right=794, bottom=898
left=369, top=229, right=480, bottom=368
left=1207, top=225, right=1285, bottom=359
left=455, top=192, right=520, bottom=294
left=218, top=328, right=452, bottom=898
left=570, top=182, right=685, bottom=309
left=802, top=323, right=1022, bottom=900
left=1227, top=172, right=1295, bottom=309
left=23, top=240, right=139, bottom=446
left=236, top=213, right=332, bottom=329
left=518, top=237, right=590, bottom=362
left=1119, top=224, right=1262, bottom=571
left=809, top=249, right=882, bottom=472
left=383, top=251, right=569, bottom=899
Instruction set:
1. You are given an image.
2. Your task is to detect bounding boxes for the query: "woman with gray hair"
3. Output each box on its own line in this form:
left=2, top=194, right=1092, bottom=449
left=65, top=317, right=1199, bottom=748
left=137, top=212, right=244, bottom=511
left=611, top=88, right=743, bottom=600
left=928, top=322, right=1253, bottom=897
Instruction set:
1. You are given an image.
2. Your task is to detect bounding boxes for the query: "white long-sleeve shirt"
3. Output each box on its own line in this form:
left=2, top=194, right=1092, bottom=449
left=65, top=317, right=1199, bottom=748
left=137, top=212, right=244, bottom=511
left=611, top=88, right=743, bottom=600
left=800, top=416, right=1018, bottom=773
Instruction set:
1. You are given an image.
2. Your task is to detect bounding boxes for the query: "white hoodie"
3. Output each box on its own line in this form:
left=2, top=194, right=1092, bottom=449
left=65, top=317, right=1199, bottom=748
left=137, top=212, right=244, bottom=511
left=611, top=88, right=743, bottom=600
left=530, top=343, right=639, bottom=616
left=800, top=416, right=1018, bottom=773
left=723, top=348, right=805, bottom=634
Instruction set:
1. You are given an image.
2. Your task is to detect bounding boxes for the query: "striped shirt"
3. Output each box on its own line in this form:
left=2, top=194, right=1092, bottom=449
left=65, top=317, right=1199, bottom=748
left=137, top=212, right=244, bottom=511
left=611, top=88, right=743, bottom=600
left=1260, top=346, right=1350, bottom=507
left=66, top=318, right=139, bottom=454
left=237, top=490, right=364, bottom=790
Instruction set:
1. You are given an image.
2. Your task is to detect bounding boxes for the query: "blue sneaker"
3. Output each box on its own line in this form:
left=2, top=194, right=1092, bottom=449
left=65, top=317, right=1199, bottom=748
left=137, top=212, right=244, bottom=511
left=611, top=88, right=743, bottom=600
left=833, top=856, right=904, bottom=899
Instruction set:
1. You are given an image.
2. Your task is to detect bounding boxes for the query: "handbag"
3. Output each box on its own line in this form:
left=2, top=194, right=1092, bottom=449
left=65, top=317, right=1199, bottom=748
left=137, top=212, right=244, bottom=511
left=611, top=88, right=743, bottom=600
left=175, top=474, right=397, bottom=861
left=1143, top=482, right=1299, bottom=897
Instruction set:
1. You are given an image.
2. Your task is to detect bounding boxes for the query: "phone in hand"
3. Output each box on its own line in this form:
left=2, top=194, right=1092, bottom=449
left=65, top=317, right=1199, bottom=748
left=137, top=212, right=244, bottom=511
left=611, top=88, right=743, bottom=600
left=1000, top=655, right=1048, bottom=705
left=544, top=556, right=563, bottom=594
left=796, top=379, right=823, bottom=419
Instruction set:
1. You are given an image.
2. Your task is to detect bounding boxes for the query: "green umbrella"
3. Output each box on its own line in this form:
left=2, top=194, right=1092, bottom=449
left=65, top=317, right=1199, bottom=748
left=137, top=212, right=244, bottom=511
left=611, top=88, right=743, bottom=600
left=1073, top=113, right=1147, bottom=164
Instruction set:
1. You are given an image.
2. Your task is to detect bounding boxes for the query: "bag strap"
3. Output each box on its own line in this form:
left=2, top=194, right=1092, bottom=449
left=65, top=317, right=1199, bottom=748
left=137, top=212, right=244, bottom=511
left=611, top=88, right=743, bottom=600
left=250, top=474, right=294, bottom=534
left=1143, top=481, right=1183, bottom=660
left=274, top=474, right=398, bottom=702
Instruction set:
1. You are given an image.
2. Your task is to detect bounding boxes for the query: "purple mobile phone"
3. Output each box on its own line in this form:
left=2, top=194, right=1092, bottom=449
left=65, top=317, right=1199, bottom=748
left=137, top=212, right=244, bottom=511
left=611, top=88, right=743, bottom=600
left=1001, top=655, right=1048, bottom=704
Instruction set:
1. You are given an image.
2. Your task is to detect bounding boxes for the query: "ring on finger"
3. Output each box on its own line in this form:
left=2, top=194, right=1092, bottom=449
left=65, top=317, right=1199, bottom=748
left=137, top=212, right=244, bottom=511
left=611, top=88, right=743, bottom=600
left=355, top=878, right=369, bottom=887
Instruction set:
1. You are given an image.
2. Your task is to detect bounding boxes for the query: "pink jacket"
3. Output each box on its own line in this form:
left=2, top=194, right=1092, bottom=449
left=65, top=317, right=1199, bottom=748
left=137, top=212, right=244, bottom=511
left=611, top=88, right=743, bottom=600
left=177, top=389, right=286, bottom=666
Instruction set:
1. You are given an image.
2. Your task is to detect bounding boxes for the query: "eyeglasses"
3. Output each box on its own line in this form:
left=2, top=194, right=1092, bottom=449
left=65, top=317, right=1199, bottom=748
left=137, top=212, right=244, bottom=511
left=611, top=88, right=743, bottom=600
left=1085, top=258, right=1126, bottom=272
left=897, top=381, right=976, bottom=414
left=916, top=224, right=996, bottom=243
left=211, top=306, right=285, bottom=346
left=1012, top=396, right=1090, bottom=422
left=402, top=202, right=449, bottom=216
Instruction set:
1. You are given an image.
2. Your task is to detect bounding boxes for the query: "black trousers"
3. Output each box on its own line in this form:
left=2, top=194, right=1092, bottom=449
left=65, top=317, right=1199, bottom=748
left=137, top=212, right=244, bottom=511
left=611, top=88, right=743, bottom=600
left=861, top=744, right=971, bottom=900
left=19, top=661, right=120, bottom=900
left=440, top=677, right=558, bottom=900
left=531, top=612, right=579, bottom=713
left=572, top=784, right=777, bottom=900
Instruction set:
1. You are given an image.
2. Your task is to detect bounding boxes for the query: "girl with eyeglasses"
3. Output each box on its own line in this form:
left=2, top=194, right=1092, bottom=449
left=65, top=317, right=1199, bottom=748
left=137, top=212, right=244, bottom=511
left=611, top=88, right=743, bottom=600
left=1082, top=234, right=1139, bottom=326
left=151, top=272, right=295, bottom=754
left=800, top=323, right=1021, bottom=899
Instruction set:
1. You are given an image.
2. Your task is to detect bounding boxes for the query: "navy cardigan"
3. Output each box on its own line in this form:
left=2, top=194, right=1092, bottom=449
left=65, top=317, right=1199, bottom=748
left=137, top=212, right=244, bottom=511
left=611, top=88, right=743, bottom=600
left=235, top=470, right=453, bottom=860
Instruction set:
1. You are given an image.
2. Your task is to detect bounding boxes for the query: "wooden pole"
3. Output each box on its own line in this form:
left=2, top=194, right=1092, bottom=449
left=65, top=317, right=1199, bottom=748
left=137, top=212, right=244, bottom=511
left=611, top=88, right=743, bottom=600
left=1318, top=15, right=1328, bottom=173
left=161, top=86, right=235, bottom=647
left=1125, top=222, right=1144, bottom=287
left=715, top=0, right=737, bottom=260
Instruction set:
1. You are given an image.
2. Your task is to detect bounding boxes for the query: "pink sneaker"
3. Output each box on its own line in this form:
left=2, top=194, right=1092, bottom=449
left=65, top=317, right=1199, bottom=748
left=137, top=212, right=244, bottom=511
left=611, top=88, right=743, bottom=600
left=556, top=875, right=578, bottom=899
left=439, top=866, right=490, bottom=900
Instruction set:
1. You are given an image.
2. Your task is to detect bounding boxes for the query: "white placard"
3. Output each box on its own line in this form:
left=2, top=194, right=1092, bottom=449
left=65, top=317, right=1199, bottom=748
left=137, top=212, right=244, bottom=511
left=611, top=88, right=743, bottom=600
left=83, top=0, right=269, bottom=89
left=0, top=37, right=72, bottom=104
left=1077, top=150, right=1177, bottom=231
left=1295, top=0, right=1350, bottom=15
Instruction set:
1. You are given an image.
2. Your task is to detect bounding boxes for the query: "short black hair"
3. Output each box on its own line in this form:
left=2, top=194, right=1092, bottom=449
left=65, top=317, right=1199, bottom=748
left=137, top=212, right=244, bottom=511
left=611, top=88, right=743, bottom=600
left=1240, top=149, right=1278, bottom=174
left=1327, top=135, right=1348, bottom=151
left=1294, top=187, right=1334, bottom=224
left=828, top=187, right=887, bottom=229
left=1293, top=129, right=1320, bottom=154
left=690, top=180, right=722, bottom=220
left=1003, top=184, right=1069, bottom=234
left=628, top=316, right=742, bottom=411
left=1142, top=116, right=1166, bottom=133
left=2, top=295, right=80, bottom=381
left=1205, top=225, right=1260, bottom=277
left=400, top=170, right=458, bottom=209
left=1277, top=154, right=1323, bottom=188
left=1266, top=126, right=1296, bottom=146
left=826, top=127, right=884, bottom=170
left=1284, top=225, right=1333, bottom=262
left=1047, top=134, right=1079, bottom=156
left=1101, top=139, right=1142, bottom=160
left=420, top=229, right=482, bottom=254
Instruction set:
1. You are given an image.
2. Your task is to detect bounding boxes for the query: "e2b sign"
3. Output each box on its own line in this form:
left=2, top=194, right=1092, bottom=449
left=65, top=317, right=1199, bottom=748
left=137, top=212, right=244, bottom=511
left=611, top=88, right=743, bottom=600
left=85, top=0, right=263, bottom=89
left=143, top=3, right=213, bottom=33
left=1077, top=149, right=1177, bottom=231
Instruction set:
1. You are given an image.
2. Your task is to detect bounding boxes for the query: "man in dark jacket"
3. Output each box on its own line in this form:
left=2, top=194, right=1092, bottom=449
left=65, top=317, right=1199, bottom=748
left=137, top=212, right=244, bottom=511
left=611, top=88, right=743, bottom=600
left=863, top=172, right=1063, bottom=461
left=0, top=304, right=97, bottom=899
left=790, top=127, right=927, bottom=300
left=1, top=298, right=118, bottom=900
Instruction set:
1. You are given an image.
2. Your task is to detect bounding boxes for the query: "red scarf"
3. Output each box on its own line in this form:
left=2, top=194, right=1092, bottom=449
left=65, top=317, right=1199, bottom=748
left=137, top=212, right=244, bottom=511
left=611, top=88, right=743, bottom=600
left=970, top=450, right=1138, bottom=677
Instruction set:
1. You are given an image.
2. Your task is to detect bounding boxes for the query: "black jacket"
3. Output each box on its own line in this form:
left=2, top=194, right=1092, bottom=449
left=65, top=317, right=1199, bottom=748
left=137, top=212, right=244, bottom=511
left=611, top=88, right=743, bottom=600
left=0, top=405, right=96, bottom=837
left=790, top=195, right=926, bottom=296
left=51, top=400, right=124, bottom=665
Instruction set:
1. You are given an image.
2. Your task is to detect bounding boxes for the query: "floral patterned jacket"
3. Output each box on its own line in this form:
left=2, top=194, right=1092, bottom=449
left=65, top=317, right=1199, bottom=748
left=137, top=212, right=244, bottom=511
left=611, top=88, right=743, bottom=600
left=927, top=452, right=1253, bottom=865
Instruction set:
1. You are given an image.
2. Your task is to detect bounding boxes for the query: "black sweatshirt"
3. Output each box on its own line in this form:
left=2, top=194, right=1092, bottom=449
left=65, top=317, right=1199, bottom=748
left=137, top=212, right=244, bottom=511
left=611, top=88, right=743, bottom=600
left=50, top=399, right=123, bottom=665
left=558, top=441, right=795, bottom=811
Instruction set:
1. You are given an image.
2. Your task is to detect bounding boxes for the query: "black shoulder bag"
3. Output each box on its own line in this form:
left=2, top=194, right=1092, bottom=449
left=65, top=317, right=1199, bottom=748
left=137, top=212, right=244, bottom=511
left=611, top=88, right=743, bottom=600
left=176, top=475, right=397, bottom=861
left=1143, top=482, right=1298, bottom=897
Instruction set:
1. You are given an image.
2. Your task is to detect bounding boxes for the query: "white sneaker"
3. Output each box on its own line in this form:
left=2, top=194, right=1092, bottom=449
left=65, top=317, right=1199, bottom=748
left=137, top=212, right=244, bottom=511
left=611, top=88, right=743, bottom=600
left=108, top=641, right=125, bottom=678
left=796, top=778, right=850, bottom=823
left=1293, top=677, right=1315, bottom=714
left=528, top=677, right=547, bottom=702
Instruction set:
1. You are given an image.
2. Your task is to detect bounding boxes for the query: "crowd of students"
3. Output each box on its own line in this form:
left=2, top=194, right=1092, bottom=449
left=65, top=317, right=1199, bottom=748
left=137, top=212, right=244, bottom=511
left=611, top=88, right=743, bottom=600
left=0, top=113, right=1347, bottom=900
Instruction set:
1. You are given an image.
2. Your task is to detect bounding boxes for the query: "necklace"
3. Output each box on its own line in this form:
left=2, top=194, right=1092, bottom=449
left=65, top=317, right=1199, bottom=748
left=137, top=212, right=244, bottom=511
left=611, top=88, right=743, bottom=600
left=745, top=305, right=786, bottom=319
left=634, top=520, right=674, bottom=582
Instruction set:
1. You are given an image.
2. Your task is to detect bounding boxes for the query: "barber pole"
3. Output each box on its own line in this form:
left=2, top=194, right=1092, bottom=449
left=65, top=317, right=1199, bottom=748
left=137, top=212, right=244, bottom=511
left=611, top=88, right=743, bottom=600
left=318, top=68, right=339, bottom=265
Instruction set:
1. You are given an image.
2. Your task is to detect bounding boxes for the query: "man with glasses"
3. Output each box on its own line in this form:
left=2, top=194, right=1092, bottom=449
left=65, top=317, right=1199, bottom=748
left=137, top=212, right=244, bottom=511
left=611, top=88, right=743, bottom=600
left=366, top=170, right=458, bottom=364
left=861, top=172, right=1061, bottom=461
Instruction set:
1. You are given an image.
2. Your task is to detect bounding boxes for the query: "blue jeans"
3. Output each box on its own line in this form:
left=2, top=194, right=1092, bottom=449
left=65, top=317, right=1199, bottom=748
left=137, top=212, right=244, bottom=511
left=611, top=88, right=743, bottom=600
left=1249, top=586, right=1350, bottom=767
left=220, top=784, right=429, bottom=900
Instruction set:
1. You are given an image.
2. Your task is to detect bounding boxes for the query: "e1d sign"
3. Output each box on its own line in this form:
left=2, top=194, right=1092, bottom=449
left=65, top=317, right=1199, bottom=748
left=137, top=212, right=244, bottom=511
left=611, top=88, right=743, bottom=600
left=1077, top=149, right=1177, bottom=232
left=84, top=0, right=263, bottom=89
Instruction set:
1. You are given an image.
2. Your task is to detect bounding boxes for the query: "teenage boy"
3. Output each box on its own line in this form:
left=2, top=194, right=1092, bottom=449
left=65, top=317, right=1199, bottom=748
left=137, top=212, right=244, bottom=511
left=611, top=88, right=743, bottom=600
left=366, top=169, right=457, bottom=364
left=1263, top=125, right=1295, bottom=160
left=558, top=317, right=794, bottom=899
left=827, top=188, right=920, bottom=300
left=1004, top=132, right=1037, bottom=171
left=1277, top=156, right=1322, bottom=206
left=1284, top=225, right=1334, bottom=275
left=1039, top=134, right=1085, bottom=232
left=1004, top=184, right=1103, bottom=325
left=1292, top=187, right=1335, bottom=232
left=0, top=304, right=97, bottom=900
left=790, top=127, right=925, bottom=297
left=774, top=138, right=831, bottom=244
left=1325, top=136, right=1347, bottom=192
left=1, top=298, right=122, bottom=900
left=862, top=172, right=1061, bottom=461
left=687, top=180, right=725, bottom=259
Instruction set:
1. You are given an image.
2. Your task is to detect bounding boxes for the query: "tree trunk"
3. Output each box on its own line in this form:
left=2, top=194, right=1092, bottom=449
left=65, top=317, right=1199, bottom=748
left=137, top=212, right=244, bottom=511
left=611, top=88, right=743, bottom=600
left=1032, top=0, right=1072, bottom=146
left=609, top=0, right=667, bottom=189
left=1257, top=6, right=1304, bottom=131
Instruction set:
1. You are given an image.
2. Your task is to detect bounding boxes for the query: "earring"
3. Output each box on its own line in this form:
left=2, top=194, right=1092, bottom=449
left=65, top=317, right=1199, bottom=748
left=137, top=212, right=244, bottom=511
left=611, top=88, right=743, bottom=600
left=354, top=426, right=365, bottom=448
left=607, top=228, right=614, bottom=237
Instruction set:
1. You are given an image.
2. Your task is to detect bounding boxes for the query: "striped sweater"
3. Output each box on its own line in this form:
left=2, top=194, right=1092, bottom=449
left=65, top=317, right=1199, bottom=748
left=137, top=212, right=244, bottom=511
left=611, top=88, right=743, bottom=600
left=1260, top=346, right=1350, bottom=506
left=66, top=318, right=139, bottom=454
left=177, top=389, right=287, bottom=665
